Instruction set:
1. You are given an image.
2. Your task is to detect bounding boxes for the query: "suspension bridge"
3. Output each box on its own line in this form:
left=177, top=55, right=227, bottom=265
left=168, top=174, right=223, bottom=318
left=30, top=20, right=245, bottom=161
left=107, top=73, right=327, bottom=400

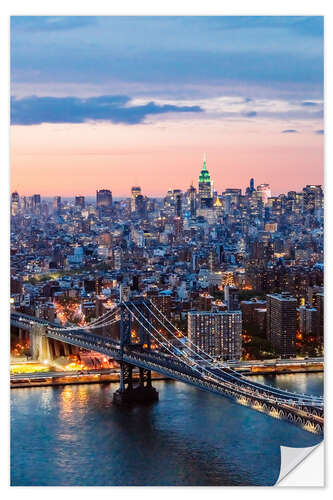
left=11, top=297, right=324, bottom=434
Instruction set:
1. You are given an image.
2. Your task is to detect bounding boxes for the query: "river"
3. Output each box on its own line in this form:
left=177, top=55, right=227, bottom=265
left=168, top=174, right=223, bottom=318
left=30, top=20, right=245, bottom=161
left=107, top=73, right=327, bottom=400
left=11, top=372, right=323, bottom=486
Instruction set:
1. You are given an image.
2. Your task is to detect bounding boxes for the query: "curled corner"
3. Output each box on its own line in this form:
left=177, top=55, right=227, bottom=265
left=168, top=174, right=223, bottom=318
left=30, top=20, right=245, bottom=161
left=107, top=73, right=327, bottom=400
left=276, top=443, right=322, bottom=485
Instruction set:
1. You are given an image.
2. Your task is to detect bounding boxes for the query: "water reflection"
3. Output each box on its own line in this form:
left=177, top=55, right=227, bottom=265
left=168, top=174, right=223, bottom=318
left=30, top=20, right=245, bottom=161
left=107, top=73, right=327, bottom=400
left=250, top=372, right=324, bottom=396
left=11, top=373, right=323, bottom=486
left=59, top=386, right=74, bottom=416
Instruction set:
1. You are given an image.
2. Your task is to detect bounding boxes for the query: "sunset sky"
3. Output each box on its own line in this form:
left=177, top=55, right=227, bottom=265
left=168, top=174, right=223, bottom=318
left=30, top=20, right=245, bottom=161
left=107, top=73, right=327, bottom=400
left=11, top=16, right=324, bottom=197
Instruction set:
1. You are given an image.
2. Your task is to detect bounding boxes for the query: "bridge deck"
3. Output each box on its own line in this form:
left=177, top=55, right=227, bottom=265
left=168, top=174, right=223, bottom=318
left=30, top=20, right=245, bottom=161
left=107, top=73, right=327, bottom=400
left=10, top=311, right=324, bottom=434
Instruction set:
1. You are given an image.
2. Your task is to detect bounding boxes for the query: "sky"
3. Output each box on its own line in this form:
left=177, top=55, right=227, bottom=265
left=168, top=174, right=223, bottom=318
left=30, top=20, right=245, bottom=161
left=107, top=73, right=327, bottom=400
left=10, top=16, right=324, bottom=197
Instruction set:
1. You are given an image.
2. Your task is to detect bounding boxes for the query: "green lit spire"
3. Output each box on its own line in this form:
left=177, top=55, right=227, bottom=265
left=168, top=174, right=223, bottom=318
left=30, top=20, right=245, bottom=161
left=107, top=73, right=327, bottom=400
left=199, top=153, right=211, bottom=183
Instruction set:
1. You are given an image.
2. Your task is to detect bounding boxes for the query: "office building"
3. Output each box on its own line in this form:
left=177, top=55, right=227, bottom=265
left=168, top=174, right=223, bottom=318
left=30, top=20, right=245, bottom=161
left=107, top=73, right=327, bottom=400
left=257, top=184, right=271, bottom=204
left=131, top=186, right=141, bottom=212
left=135, top=194, right=147, bottom=218
left=75, top=195, right=85, bottom=209
left=96, top=189, right=112, bottom=209
left=53, top=196, right=61, bottom=213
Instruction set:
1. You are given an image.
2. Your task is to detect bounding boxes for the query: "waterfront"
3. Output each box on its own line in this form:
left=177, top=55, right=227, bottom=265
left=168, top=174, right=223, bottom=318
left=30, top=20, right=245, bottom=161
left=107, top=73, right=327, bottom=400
left=11, top=373, right=323, bottom=486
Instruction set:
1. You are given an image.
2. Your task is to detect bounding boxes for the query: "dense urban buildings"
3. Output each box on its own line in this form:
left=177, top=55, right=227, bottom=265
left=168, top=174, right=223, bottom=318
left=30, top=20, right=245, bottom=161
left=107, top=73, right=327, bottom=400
left=10, top=156, right=324, bottom=361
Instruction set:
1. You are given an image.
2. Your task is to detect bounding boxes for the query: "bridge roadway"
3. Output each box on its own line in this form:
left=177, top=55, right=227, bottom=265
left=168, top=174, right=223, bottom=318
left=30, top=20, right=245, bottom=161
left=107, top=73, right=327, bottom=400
left=229, top=357, right=324, bottom=367
left=11, top=311, right=59, bottom=330
left=11, top=312, right=324, bottom=433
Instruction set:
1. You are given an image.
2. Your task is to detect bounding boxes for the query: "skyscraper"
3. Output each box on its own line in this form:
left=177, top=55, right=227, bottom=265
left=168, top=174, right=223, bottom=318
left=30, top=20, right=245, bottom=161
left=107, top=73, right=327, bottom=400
left=131, top=186, right=141, bottom=212
left=266, top=292, right=297, bottom=358
left=23, top=196, right=33, bottom=212
left=188, top=184, right=197, bottom=217
left=53, top=196, right=61, bottom=213
left=257, top=184, right=271, bottom=204
left=75, top=195, right=85, bottom=209
left=188, top=310, right=242, bottom=360
left=223, top=189, right=242, bottom=211
left=32, top=194, right=41, bottom=214
left=175, top=191, right=183, bottom=217
left=135, top=194, right=147, bottom=218
left=198, top=154, right=213, bottom=208
left=302, top=185, right=323, bottom=214
left=11, top=192, right=20, bottom=216
left=246, top=178, right=255, bottom=196
left=96, top=189, right=112, bottom=209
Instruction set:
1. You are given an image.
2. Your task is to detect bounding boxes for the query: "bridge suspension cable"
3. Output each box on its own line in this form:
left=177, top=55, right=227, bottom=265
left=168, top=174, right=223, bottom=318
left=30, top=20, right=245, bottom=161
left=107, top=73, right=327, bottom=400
left=84, top=306, right=119, bottom=326
left=147, top=300, right=323, bottom=405
left=129, top=302, right=286, bottom=404
left=140, top=301, right=323, bottom=406
left=122, top=303, right=203, bottom=376
left=125, top=303, right=318, bottom=407
left=148, top=299, right=222, bottom=363
left=49, top=309, right=119, bottom=332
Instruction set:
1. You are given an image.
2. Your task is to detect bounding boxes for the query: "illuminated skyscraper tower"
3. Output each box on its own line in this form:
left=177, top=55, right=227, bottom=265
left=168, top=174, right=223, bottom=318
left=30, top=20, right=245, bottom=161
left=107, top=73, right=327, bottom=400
left=131, top=186, right=141, bottom=212
left=198, top=154, right=213, bottom=208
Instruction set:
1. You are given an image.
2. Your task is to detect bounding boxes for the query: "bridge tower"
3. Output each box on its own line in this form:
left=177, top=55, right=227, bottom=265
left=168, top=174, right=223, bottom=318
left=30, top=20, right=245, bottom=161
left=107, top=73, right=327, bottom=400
left=113, top=299, right=159, bottom=405
left=31, top=324, right=52, bottom=361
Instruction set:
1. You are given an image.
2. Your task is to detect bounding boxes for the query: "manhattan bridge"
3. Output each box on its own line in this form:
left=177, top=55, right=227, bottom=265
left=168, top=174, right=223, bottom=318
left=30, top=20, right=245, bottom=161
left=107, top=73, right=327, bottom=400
left=11, top=294, right=324, bottom=435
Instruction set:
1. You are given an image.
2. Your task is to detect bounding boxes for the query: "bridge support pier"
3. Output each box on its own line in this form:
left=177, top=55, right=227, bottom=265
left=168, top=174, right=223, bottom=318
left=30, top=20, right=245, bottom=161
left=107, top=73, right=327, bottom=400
left=113, top=362, right=158, bottom=405
left=30, top=324, right=52, bottom=361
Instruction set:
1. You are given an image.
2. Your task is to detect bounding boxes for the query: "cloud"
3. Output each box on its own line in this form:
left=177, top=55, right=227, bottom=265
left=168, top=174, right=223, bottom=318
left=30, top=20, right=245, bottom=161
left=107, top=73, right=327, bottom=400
left=302, top=101, right=318, bottom=106
left=315, top=129, right=324, bottom=135
left=11, top=95, right=203, bottom=125
left=244, top=111, right=257, bottom=117
left=281, top=129, right=298, bottom=133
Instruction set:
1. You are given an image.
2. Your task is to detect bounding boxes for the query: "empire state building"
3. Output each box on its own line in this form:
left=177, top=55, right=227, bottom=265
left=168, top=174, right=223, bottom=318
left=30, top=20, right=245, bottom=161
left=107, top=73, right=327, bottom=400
left=198, top=154, right=213, bottom=208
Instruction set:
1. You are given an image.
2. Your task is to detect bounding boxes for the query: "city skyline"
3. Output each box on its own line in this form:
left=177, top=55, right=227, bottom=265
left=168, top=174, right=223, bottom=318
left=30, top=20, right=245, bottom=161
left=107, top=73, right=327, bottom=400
left=11, top=16, right=324, bottom=196
left=10, top=155, right=323, bottom=199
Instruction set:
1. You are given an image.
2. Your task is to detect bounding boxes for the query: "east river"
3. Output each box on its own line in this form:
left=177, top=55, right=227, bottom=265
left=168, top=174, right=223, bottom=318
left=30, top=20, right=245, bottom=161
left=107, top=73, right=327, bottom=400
left=11, top=372, right=323, bottom=486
